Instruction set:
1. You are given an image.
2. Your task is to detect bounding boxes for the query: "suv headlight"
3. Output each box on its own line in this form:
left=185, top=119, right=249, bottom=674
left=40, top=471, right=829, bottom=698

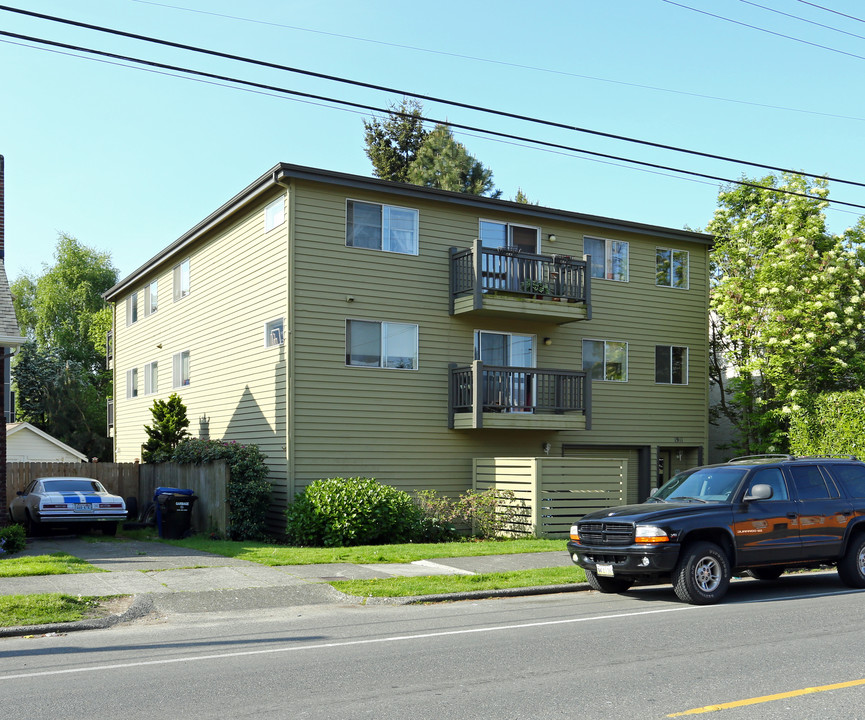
left=635, top=525, right=669, bottom=543
left=569, top=524, right=580, bottom=542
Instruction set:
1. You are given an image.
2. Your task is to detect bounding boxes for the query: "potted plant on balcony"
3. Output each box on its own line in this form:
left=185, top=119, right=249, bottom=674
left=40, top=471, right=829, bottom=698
left=520, top=278, right=550, bottom=298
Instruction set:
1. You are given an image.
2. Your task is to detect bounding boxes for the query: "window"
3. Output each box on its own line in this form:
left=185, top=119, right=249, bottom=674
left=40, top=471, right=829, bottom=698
left=830, top=464, right=865, bottom=498
left=265, top=318, right=284, bottom=347
left=584, top=237, right=629, bottom=282
left=172, top=350, right=190, bottom=387
left=655, top=345, right=688, bottom=384
left=173, top=259, right=190, bottom=301
left=346, top=200, right=418, bottom=255
left=789, top=465, right=836, bottom=499
left=346, top=320, right=418, bottom=369
left=479, top=220, right=539, bottom=253
left=656, top=248, right=689, bottom=289
left=144, top=279, right=158, bottom=316
left=746, top=468, right=788, bottom=500
left=583, top=339, right=628, bottom=382
left=144, top=361, right=158, bottom=395
left=265, top=196, right=285, bottom=232
left=126, top=292, right=139, bottom=326
left=126, top=368, right=138, bottom=398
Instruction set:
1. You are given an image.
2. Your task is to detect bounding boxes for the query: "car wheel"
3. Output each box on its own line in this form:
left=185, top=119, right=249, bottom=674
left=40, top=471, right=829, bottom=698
left=102, top=522, right=118, bottom=537
left=837, top=533, right=865, bottom=588
left=673, top=541, right=731, bottom=605
left=24, top=511, right=40, bottom=538
left=748, top=567, right=784, bottom=581
left=585, top=568, right=634, bottom=594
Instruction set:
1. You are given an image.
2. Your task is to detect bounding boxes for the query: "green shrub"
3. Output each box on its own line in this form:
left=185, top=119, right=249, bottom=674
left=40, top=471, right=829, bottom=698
left=286, top=477, right=425, bottom=547
left=789, top=390, right=865, bottom=457
left=0, top=524, right=26, bottom=557
left=415, top=488, right=522, bottom=539
left=171, top=438, right=272, bottom=541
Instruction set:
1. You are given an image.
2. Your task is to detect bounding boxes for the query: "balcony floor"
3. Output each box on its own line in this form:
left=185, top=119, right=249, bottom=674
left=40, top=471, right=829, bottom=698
left=452, top=411, right=587, bottom=431
left=453, top=293, right=588, bottom=324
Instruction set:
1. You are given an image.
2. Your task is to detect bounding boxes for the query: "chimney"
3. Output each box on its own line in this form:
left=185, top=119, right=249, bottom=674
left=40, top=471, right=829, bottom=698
left=0, top=154, right=4, bottom=259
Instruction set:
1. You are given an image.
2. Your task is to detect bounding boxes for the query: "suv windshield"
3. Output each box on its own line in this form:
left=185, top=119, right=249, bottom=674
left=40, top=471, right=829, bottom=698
left=653, top=467, right=749, bottom=503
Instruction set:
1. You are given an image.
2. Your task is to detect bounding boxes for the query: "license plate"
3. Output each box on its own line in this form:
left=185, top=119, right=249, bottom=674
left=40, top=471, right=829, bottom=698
left=73, top=503, right=93, bottom=512
left=596, top=563, right=614, bottom=577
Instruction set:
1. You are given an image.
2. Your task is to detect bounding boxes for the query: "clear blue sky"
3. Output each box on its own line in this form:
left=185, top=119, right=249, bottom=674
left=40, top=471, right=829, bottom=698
left=2, top=0, right=865, bottom=285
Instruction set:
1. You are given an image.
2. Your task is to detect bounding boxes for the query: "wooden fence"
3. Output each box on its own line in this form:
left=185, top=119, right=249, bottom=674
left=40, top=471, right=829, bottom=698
left=473, top=456, right=627, bottom=538
left=7, top=461, right=229, bottom=534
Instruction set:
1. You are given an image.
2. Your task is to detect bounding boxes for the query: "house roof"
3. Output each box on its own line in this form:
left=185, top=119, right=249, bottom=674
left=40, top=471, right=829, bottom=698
left=0, top=260, right=25, bottom=346
left=104, top=162, right=714, bottom=301
left=7, top=422, right=89, bottom=462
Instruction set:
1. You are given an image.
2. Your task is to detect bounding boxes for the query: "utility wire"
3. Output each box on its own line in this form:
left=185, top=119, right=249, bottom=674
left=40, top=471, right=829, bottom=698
left=3, top=28, right=864, bottom=212
left=795, top=1, right=865, bottom=24
left=2, top=4, right=864, bottom=191
left=128, top=0, right=865, bottom=124
left=661, top=0, right=865, bottom=61
left=740, top=0, right=865, bottom=41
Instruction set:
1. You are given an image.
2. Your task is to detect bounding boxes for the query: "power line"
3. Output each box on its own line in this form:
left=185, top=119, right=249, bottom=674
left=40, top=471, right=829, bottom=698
left=661, top=0, right=865, bottom=61
left=795, top=1, right=865, bottom=24
left=2, top=4, right=864, bottom=191
left=129, top=0, right=865, bottom=124
left=740, top=0, right=865, bottom=41
left=3, top=28, right=864, bottom=213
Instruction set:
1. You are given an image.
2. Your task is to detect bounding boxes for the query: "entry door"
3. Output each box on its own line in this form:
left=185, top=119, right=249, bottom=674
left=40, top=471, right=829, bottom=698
left=479, top=222, right=540, bottom=292
left=476, top=331, right=535, bottom=411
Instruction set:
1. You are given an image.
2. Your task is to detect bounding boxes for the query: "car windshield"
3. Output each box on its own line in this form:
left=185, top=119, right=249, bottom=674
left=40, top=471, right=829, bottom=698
left=653, top=467, right=749, bottom=503
left=42, top=479, right=105, bottom=493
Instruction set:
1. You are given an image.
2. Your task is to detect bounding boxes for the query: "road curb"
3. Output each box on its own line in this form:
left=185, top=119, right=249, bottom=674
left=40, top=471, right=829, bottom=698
left=349, top=582, right=591, bottom=605
left=0, top=594, right=155, bottom=638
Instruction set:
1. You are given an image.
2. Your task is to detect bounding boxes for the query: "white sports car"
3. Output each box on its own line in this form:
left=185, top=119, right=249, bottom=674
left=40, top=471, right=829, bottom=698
left=9, top=476, right=127, bottom=536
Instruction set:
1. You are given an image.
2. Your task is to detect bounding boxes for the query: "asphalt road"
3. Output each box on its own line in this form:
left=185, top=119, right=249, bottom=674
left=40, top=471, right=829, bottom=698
left=2, top=571, right=864, bottom=719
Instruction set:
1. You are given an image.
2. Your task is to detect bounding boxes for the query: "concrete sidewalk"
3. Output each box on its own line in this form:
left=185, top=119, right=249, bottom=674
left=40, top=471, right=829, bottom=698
left=0, top=537, right=584, bottom=635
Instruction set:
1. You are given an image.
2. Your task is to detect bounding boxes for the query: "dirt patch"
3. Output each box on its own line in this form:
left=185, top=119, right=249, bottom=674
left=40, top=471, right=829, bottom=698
left=85, top=595, right=135, bottom=619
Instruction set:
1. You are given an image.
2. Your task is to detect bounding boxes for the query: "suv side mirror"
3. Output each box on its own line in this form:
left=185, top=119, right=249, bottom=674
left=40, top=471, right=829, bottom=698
left=743, top=483, right=773, bottom=502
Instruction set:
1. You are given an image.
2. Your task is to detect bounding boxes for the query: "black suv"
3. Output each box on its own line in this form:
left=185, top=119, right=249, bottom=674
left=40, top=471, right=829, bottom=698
left=567, top=455, right=865, bottom=604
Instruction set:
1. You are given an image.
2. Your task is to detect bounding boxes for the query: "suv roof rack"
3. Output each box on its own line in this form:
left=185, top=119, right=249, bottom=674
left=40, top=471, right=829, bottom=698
left=728, top=454, right=794, bottom=462
left=794, top=454, right=859, bottom=461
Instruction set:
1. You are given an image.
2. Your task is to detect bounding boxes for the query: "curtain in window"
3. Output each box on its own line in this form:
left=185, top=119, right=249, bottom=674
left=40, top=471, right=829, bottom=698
left=384, top=207, right=416, bottom=254
left=383, top=322, right=417, bottom=369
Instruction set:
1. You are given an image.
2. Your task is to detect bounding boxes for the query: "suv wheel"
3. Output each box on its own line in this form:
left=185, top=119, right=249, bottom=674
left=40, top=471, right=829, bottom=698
left=837, top=533, right=865, bottom=588
left=673, top=541, right=731, bottom=605
left=585, top=568, right=634, bottom=594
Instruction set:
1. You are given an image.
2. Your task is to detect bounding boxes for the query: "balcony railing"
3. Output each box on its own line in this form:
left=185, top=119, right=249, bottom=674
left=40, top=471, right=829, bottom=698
left=107, top=398, right=114, bottom=435
left=450, top=240, right=591, bottom=317
left=449, top=361, right=591, bottom=430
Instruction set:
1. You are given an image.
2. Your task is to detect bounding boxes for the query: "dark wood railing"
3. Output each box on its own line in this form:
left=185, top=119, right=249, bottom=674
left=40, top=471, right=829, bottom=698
left=449, top=361, right=591, bottom=429
left=450, top=240, right=590, bottom=313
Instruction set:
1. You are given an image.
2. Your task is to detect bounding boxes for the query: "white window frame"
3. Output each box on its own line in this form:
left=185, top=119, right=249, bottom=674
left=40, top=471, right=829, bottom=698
left=655, top=248, right=690, bottom=289
left=265, top=318, right=284, bottom=347
left=144, top=360, right=158, bottom=395
left=345, top=319, right=419, bottom=370
left=265, top=196, right=285, bottom=232
left=126, top=367, right=138, bottom=398
left=345, top=199, right=419, bottom=255
left=172, top=350, right=190, bottom=388
left=144, top=279, right=158, bottom=317
left=584, top=236, right=629, bottom=282
left=582, top=339, right=629, bottom=382
left=173, top=258, right=191, bottom=302
left=126, top=292, right=139, bottom=326
left=655, top=345, right=689, bottom=385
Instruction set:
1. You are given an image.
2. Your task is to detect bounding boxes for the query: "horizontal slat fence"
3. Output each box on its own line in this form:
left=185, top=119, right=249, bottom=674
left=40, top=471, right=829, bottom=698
left=473, top=457, right=627, bottom=538
left=7, top=461, right=228, bottom=535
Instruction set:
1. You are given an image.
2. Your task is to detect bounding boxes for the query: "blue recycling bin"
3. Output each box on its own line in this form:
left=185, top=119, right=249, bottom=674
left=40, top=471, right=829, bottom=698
left=153, top=487, right=197, bottom=539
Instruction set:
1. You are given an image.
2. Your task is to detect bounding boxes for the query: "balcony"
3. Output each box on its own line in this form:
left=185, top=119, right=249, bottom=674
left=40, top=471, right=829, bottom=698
left=449, top=361, right=591, bottom=431
left=450, top=240, right=591, bottom=324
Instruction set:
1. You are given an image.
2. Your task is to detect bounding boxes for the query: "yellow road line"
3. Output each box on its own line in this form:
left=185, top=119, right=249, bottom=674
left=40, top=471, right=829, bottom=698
left=668, top=678, right=865, bottom=716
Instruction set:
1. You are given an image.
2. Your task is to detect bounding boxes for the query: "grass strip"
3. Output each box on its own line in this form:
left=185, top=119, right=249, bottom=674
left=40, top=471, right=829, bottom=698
left=0, top=553, right=106, bottom=577
left=330, top=566, right=586, bottom=598
left=121, top=529, right=567, bottom=565
left=0, top=593, right=98, bottom=627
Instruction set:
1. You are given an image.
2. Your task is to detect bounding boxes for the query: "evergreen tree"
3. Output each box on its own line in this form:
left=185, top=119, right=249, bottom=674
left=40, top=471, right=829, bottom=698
left=407, top=124, right=501, bottom=197
left=363, top=98, right=429, bottom=183
left=142, top=393, right=190, bottom=463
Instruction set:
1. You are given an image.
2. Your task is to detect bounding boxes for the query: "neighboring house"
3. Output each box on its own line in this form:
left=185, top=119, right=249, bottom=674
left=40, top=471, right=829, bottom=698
left=104, top=163, right=713, bottom=530
left=7, top=422, right=88, bottom=462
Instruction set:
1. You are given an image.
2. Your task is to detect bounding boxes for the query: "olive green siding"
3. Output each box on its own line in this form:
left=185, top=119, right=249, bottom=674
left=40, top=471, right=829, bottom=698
left=109, top=165, right=710, bottom=530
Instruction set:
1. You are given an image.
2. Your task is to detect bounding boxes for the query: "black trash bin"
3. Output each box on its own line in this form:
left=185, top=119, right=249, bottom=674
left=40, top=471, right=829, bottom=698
left=153, top=487, right=198, bottom=539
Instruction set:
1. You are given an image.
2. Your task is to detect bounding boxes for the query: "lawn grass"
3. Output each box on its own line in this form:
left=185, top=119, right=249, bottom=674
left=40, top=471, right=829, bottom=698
left=0, top=553, right=106, bottom=577
left=331, top=565, right=586, bottom=598
left=120, top=528, right=567, bottom=565
left=0, top=594, right=99, bottom=627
